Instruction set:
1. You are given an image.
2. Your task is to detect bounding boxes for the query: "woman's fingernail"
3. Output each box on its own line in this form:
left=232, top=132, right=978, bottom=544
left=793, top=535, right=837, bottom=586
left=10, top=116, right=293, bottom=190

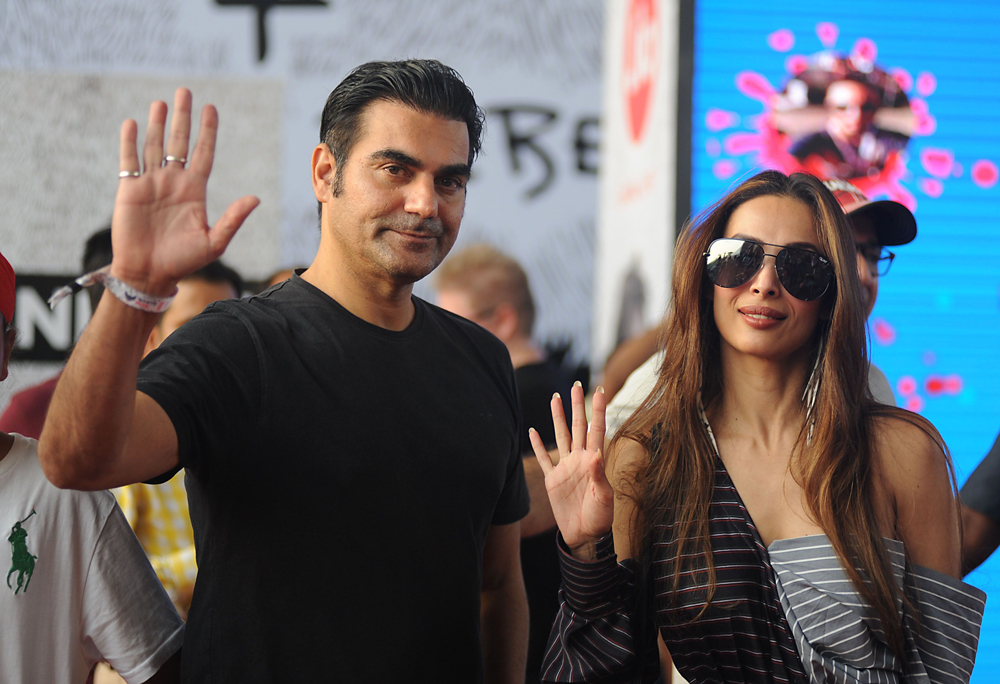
left=597, top=385, right=605, bottom=394
left=574, top=380, right=582, bottom=388
left=553, top=392, right=561, bottom=400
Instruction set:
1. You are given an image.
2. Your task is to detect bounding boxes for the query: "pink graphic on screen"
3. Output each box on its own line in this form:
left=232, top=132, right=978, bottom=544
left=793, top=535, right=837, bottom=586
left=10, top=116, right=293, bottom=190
left=768, top=29, right=795, bottom=52
left=910, top=98, right=937, bottom=136
left=785, top=55, right=810, bottom=75
left=916, top=72, right=937, bottom=97
left=851, top=37, right=877, bottom=64
left=918, top=177, right=943, bottom=198
left=872, top=318, right=896, bottom=346
left=890, top=67, right=913, bottom=93
left=925, top=375, right=963, bottom=397
left=973, top=160, right=999, bottom=188
left=816, top=22, right=838, bottom=48
left=705, top=108, right=740, bottom=131
left=712, top=23, right=1000, bottom=214
left=920, top=148, right=954, bottom=179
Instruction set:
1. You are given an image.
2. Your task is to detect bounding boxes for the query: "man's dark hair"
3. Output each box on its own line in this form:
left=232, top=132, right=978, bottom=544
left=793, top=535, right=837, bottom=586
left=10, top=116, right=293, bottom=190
left=319, top=59, right=485, bottom=197
left=82, top=226, right=113, bottom=313
left=188, top=260, right=244, bottom=298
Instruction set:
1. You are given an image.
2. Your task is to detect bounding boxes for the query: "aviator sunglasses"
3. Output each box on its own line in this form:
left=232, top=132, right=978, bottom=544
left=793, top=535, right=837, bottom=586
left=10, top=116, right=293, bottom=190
left=704, top=238, right=834, bottom=301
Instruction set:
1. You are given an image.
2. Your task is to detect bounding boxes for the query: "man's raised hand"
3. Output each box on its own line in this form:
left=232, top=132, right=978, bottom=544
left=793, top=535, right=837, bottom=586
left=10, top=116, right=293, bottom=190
left=529, top=383, right=614, bottom=561
left=111, top=88, right=259, bottom=297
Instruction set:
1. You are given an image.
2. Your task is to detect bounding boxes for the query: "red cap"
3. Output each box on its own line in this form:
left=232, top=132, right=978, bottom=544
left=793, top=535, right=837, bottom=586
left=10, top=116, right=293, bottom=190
left=821, top=178, right=917, bottom=247
left=0, top=252, right=13, bottom=326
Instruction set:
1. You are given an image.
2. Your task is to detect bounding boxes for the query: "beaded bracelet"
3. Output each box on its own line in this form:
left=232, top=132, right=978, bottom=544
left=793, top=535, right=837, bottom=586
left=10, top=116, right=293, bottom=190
left=48, top=266, right=176, bottom=313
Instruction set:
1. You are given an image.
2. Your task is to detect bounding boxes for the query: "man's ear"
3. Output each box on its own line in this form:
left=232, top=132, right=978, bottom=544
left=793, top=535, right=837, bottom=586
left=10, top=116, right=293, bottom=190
left=492, top=303, right=520, bottom=344
left=0, top=328, right=15, bottom=381
left=312, top=144, right=337, bottom=203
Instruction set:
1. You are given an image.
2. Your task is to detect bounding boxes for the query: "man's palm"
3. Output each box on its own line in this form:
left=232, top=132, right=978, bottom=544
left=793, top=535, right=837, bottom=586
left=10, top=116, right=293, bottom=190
left=110, top=89, right=258, bottom=294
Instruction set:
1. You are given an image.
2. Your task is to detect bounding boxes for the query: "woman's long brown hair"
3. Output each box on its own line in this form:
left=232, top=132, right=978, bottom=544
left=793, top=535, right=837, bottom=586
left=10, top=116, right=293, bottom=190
left=613, top=170, right=952, bottom=659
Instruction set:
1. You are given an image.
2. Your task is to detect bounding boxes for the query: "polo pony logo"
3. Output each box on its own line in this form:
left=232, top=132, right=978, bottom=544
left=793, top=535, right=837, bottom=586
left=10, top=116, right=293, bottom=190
left=7, top=510, right=37, bottom=595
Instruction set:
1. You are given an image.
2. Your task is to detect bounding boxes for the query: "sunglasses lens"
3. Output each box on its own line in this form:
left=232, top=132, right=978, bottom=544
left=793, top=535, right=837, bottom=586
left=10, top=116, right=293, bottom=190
left=775, top=248, right=832, bottom=301
left=705, top=239, right=764, bottom=288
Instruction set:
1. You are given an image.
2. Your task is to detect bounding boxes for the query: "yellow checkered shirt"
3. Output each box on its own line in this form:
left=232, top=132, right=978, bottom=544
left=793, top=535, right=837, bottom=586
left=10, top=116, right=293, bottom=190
left=112, top=471, right=197, bottom=614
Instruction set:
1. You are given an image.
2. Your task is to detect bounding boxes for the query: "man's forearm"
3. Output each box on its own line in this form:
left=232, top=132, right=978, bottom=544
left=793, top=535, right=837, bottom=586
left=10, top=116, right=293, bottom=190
left=38, top=290, right=160, bottom=489
left=521, top=456, right=557, bottom=538
left=481, top=571, right=529, bottom=684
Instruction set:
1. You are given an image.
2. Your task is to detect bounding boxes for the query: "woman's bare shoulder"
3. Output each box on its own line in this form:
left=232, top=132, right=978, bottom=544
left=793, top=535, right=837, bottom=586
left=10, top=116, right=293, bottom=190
left=870, top=410, right=948, bottom=485
left=606, top=435, right=651, bottom=560
left=871, top=409, right=960, bottom=576
left=607, top=435, right=651, bottom=482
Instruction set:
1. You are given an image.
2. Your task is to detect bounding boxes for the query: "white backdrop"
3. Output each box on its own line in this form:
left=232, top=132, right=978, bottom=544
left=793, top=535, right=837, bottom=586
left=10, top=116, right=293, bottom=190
left=0, top=0, right=606, bottom=403
left=593, top=0, right=678, bottom=365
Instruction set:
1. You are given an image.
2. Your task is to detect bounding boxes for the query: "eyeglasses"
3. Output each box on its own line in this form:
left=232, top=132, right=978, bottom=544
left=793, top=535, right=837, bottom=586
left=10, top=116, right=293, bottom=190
left=704, top=238, right=834, bottom=301
left=856, top=242, right=895, bottom=277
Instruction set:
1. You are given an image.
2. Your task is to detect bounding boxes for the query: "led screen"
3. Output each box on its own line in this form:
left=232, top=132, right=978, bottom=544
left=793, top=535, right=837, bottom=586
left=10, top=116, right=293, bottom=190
left=693, top=2, right=1000, bottom=677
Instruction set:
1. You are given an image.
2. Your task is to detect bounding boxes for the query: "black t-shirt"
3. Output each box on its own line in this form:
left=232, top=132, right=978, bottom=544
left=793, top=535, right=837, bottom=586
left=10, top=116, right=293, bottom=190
left=514, top=360, right=571, bottom=684
left=138, top=275, right=530, bottom=683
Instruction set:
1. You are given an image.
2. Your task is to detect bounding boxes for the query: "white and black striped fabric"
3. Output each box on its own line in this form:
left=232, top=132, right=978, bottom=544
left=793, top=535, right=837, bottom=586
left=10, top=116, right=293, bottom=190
left=770, top=535, right=986, bottom=683
left=540, top=460, right=810, bottom=683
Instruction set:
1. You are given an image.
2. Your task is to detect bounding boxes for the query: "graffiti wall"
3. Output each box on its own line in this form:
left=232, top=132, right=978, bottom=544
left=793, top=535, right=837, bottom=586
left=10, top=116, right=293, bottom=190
left=0, top=0, right=603, bottom=398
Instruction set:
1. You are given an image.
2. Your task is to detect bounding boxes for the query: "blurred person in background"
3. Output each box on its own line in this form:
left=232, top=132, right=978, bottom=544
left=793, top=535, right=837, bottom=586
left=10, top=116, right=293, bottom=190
left=0, top=226, right=114, bottom=437
left=0, top=248, right=184, bottom=684
left=791, top=76, right=908, bottom=180
left=436, top=243, right=571, bottom=684
left=959, top=431, right=1000, bottom=575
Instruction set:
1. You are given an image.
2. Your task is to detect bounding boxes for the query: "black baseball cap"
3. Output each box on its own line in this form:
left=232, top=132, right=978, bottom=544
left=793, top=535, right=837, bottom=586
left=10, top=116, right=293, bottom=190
left=822, top=178, right=917, bottom=247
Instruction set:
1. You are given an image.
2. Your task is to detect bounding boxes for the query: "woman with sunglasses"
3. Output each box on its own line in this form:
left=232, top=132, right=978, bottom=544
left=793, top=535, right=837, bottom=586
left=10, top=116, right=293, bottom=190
left=531, top=171, right=984, bottom=683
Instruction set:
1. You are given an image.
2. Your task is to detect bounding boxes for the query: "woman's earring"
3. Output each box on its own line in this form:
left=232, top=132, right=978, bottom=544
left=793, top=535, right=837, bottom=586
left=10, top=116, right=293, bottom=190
left=802, top=330, right=826, bottom=444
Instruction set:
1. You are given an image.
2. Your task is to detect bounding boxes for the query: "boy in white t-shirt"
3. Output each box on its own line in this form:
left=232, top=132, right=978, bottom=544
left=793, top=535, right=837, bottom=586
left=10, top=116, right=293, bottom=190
left=0, top=251, right=184, bottom=683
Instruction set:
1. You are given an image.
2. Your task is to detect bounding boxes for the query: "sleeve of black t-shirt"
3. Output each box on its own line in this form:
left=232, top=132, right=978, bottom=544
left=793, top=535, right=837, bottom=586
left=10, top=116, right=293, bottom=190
left=514, top=362, right=572, bottom=452
left=136, top=304, right=262, bottom=477
left=489, top=357, right=531, bottom=527
left=961, top=430, right=1000, bottom=524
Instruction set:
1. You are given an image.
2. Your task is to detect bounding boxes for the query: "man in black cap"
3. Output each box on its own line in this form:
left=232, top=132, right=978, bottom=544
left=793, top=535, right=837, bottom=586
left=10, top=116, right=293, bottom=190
left=820, top=179, right=917, bottom=404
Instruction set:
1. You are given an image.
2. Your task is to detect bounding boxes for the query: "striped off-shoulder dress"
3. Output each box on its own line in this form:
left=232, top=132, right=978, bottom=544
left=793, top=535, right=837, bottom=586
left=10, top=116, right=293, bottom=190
left=770, top=535, right=985, bottom=683
left=541, top=459, right=986, bottom=683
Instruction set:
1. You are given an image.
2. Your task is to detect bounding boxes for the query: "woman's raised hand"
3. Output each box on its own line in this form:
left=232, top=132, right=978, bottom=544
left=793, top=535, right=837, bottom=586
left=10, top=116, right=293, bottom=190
left=529, top=383, right=614, bottom=560
left=111, top=88, right=260, bottom=297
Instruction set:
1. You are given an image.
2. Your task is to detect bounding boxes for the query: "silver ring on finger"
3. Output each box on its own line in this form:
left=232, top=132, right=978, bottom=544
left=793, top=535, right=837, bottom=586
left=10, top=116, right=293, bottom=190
left=163, top=155, right=187, bottom=167
left=119, top=170, right=141, bottom=178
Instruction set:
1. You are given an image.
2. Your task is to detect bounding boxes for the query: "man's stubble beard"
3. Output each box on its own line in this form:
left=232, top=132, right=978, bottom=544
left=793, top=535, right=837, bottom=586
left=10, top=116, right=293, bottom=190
left=369, top=214, right=455, bottom=284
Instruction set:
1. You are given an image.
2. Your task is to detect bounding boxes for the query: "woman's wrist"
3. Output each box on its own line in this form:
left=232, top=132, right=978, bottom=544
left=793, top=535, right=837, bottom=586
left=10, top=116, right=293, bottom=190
left=568, top=539, right=599, bottom=561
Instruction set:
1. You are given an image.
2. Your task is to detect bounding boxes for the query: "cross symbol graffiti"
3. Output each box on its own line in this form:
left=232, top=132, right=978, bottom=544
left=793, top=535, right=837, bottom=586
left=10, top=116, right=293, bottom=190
left=216, top=0, right=329, bottom=62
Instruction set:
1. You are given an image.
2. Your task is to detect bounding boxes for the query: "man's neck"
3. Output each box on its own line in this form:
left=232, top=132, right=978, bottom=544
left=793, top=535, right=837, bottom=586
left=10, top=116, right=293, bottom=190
left=506, top=337, right=544, bottom=370
left=0, top=432, right=15, bottom=463
left=301, top=259, right=416, bottom=332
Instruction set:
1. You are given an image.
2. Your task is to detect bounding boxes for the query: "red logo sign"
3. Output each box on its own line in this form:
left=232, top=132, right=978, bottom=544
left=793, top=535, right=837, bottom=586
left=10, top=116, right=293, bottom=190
left=623, top=0, right=660, bottom=144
